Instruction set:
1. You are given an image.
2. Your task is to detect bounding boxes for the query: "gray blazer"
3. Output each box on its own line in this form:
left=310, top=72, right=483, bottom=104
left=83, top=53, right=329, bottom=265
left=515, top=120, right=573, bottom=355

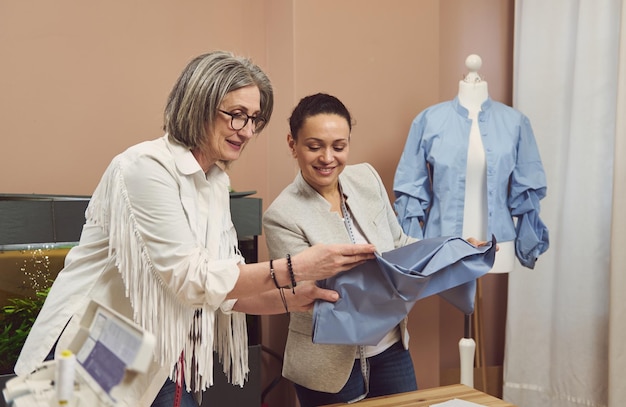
left=263, top=163, right=416, bottom=393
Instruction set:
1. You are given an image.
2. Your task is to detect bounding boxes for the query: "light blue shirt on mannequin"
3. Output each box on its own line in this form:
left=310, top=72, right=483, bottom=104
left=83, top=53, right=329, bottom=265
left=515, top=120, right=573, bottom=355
left=393, top=97, right=549, bottom=268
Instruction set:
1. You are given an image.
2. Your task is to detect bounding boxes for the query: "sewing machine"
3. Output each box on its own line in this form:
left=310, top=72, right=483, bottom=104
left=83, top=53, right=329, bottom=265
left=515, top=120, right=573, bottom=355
left=3, top=300, right=155, bottom=407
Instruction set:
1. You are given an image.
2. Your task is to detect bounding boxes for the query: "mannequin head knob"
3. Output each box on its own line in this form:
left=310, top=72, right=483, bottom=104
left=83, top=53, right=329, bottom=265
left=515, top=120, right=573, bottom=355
left=465, top=54, right=482, bottom=73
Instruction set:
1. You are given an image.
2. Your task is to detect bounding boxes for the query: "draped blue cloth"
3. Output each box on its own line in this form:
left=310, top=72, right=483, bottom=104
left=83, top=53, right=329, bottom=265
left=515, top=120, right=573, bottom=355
left=312, top=235, right=496, bottom=345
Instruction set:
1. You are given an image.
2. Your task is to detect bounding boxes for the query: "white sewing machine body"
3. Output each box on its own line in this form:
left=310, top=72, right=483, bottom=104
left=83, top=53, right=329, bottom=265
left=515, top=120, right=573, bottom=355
left=3, top=300, right=155, bottom=407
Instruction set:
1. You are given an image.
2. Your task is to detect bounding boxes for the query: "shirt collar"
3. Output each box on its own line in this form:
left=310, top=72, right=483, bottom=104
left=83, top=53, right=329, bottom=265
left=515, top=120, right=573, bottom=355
left=452, top=95, right=493, bottom=119
left=163, top=134, right=229, bottom=178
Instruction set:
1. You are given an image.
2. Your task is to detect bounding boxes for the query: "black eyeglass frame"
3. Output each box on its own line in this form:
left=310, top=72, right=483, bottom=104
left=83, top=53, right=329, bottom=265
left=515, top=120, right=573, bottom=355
left=218, top=109, right=267, bottom=134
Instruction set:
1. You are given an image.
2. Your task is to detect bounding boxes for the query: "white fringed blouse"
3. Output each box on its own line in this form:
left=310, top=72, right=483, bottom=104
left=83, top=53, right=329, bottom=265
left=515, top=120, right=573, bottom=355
left=15, top=135, right=248, bottom=406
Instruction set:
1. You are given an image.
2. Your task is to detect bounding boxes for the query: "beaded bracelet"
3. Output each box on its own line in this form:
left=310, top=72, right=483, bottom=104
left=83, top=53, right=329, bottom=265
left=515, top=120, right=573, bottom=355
left=286, top=253, right=296, bottom=294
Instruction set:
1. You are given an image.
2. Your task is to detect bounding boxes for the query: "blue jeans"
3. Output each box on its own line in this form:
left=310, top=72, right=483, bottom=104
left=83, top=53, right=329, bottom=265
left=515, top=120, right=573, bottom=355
left=293, top=341, right=417, bottom=407
left=151, top=378, right=198, bottom=407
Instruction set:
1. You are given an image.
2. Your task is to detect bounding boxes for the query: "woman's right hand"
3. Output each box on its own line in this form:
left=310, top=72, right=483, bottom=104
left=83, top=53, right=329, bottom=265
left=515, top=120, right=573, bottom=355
left=292, top=243, right=376, bottom=282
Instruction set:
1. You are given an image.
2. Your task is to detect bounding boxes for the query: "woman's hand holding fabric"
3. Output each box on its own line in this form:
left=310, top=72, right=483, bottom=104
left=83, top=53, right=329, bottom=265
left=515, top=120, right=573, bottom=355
left=466, top=236, right=499, bottom=251
left=292, top=243, right=376, bottom=282
left=287, top=281, right=341, bottom=311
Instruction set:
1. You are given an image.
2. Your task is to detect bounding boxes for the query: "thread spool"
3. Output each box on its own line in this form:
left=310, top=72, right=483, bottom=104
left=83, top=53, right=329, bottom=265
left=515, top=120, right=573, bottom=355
left=55, top=349, right=76, bottom=405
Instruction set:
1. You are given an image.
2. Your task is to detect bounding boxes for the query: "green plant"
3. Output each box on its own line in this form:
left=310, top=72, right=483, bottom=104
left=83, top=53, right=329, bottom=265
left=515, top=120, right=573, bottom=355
left=0, top=285, right=50, bottom=375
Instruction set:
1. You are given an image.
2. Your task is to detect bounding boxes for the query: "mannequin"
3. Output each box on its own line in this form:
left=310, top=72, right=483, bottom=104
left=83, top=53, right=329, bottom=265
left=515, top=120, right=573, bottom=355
left=456, top=54, right=496, bottom=389
left=394, top=52, right=548, bottom=390
left=458, top=54, right=515, bottom=274
left=394, top=53, right=548, bottom=390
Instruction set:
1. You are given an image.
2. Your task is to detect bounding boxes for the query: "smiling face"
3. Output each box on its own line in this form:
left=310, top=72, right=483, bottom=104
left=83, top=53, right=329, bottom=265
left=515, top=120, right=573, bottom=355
left=193, top=85, right=262, bottom=172
left=289, top=113, right=350, bottom=196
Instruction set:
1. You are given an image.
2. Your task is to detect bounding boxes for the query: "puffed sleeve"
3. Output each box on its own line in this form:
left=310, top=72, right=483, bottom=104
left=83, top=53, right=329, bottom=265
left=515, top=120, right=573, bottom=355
left=509, top=115, right=550, bottom=268
left=393, top=112, right=433, bottom=239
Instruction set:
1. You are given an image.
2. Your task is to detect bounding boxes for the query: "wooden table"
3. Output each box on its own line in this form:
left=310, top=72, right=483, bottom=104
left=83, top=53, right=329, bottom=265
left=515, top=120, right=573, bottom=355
left=321, top=384, right=517, bottom=406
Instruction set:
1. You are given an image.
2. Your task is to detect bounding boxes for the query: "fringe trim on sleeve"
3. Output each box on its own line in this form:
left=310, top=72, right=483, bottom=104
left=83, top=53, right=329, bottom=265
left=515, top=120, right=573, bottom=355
left=86, top=159, right=249, bottom=393
left=214, top=310, right=249, bottom=387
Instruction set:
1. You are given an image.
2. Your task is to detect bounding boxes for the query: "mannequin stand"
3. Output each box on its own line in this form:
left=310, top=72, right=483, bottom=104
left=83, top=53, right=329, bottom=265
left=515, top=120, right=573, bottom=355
left=473, top=278, right=488, bottom=393
left=459, top=278, right=487, bottom=392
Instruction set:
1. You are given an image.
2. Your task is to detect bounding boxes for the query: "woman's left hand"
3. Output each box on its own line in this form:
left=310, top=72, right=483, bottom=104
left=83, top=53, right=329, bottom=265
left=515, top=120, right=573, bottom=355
left=286, top=281, right=339, bottom=312
left=466, top=236, right=499, bottom=251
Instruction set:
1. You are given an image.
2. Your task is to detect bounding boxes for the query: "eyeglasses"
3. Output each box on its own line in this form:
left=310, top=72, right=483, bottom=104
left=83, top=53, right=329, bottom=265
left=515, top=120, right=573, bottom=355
left=218, top=110, right=267, bottom=134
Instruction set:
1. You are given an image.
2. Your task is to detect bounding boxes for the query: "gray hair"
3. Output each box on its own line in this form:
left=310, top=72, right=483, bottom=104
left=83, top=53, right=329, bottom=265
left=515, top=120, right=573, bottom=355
left=164, top=51, right=274, bottom=149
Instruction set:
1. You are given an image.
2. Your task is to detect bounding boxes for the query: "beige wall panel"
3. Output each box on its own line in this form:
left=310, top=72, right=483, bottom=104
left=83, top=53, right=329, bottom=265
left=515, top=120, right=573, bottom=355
left=291, top=0, right=440, bottom=202
left=0, top=1, right=268, bottom=195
